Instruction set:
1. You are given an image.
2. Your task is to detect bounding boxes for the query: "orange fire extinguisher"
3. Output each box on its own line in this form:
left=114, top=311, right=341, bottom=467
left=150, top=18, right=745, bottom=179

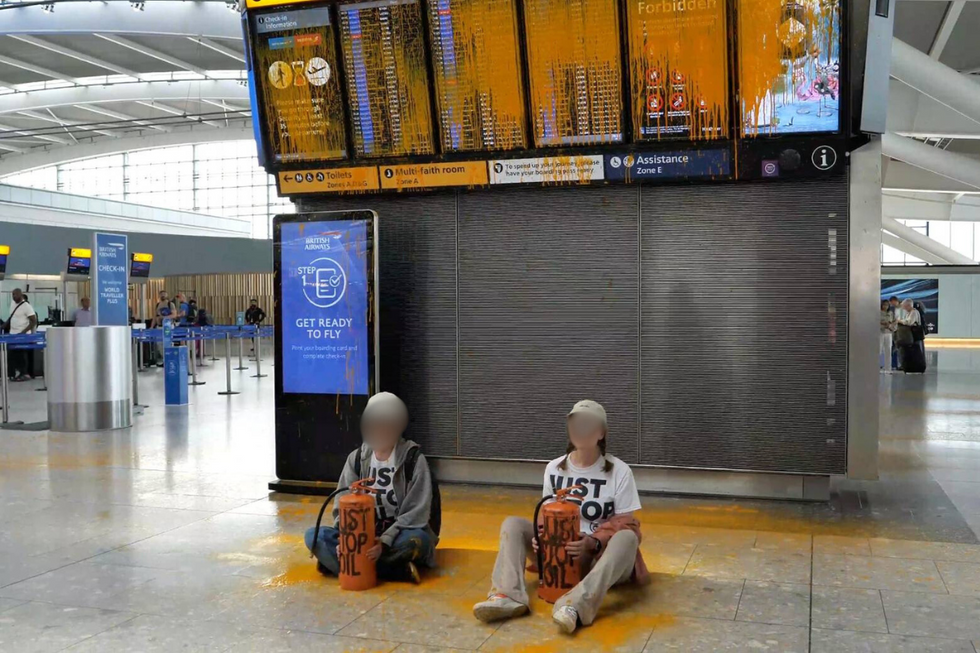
left=534, top=485, right=585, bottom=604
left=309, top=478, right=380, bottom=591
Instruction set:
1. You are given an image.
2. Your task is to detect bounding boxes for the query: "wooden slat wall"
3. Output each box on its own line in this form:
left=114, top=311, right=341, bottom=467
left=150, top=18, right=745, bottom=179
left=164, top=273, right=273, bottom=325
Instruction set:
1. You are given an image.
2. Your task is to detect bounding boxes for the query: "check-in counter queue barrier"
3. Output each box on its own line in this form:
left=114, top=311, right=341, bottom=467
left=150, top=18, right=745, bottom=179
left=0, top=325, right=274, bottom=430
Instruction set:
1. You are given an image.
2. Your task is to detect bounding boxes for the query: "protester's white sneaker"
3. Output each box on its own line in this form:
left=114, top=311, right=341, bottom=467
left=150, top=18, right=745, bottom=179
left=473, top=594, right=528, bottom=623
left=553, top=605, right=579, bottom=634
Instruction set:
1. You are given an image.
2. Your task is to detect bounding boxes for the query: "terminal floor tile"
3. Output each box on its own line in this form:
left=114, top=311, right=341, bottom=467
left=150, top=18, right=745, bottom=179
left=1, top=354, right=980, bottom=651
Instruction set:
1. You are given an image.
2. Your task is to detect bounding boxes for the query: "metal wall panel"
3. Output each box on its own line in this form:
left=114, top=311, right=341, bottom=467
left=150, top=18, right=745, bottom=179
left=456, top=186, right=640, bottom=463
left=296, top=195, right=459, bottom=456
left=639, top=179, right=848, bottom=474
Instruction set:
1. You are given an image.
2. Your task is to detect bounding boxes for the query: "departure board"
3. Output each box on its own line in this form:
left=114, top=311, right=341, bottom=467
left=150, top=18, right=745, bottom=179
left=626, top=0, right=729, bottom=140
left=427, top=0, right=527, bottom=152
left=338, top=0, right=435, bottom=157
left=522, top=0, right=624, bottom=147
left=738, top=0, right=841, bottom=135
left=253, top=6, right=348, bottom=162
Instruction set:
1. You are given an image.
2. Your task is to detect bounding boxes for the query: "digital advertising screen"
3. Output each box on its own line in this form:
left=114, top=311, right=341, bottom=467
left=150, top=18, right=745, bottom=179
left=0, top=245, right=8, bottom=276
left=738, top=0, right=841, bottom=136
left=427, top=0, right=527, bottom=152
left=882, top=278, right=940, bottom=335
left=131, top=252, right=153, bottom=279
left=338, top=0, right=435, bottom=158
left=253, top=5, right=348, bottom=163
left=522, top=0, right=624, bottom=147
left=66, top=248, right=91, bottom=276
left=279, top=218, right=370, bottom=395
left=626, top=0, right=730, bottom=140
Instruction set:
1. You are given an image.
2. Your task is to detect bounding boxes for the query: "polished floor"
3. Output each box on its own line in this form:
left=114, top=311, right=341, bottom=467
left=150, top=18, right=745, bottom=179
left=1, top=351, right=980, bottom=652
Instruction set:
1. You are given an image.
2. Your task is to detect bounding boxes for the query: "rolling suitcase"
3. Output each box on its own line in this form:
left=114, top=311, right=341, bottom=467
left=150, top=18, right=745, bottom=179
left=901, top=343, right=926, bottom=373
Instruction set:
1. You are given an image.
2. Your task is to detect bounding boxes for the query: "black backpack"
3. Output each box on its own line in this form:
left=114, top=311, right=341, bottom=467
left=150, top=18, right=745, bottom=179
left=355, top=446, right=442, bottom=537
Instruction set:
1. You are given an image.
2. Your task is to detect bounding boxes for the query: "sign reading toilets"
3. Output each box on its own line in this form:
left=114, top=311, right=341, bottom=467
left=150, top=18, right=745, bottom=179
left=280, top=219, right=369, bottom=395
left=92, top=232, right=128, bottom=326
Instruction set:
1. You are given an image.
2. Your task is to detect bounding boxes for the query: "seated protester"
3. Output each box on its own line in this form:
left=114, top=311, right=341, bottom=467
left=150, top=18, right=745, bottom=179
left=473, top=400, right=649, bottom=634
left=304, top=392, right=437, bottom=583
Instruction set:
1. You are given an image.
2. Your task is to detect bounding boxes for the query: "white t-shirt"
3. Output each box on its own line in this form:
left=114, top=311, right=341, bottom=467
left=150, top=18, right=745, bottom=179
left=543, top=454, right=642, bottom=535
left=8, top=301, right=36, bottom=334
left=368, top=453, right=399, bottom=526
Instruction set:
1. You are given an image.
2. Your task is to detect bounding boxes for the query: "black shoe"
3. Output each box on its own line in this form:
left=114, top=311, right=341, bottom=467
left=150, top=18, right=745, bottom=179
left=316, top=562, right=330, bottom=576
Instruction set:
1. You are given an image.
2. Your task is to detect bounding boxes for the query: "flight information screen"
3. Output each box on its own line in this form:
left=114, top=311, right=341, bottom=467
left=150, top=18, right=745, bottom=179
left=738, top=0, right=841, bottom=135
left=338, top=0, right=436, bottom=157
left=253, top=6, right=348, bottom=162
left=522, top=0, right=624, bottom=147
left=626, top=0, right=729, bottom=140
left=427, top=0, right=527, bottom=152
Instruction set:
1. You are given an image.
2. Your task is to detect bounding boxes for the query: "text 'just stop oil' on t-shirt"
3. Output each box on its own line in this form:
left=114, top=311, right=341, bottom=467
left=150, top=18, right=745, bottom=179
left=368, top=453, right=400, bottom=530
left=543, top=454, right=642, bottom=534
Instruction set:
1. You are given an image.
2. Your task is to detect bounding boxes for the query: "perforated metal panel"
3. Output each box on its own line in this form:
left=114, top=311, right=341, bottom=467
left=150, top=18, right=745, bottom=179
left=297, top=194, right=459, bottom=456
left=639, top=178, right=848, bottom=474
left=456, top=186, right=640, bottom=462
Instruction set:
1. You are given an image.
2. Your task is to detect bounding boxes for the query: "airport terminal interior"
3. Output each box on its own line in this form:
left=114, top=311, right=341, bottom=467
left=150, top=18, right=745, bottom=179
left=2, top=0, right=980, bottom=651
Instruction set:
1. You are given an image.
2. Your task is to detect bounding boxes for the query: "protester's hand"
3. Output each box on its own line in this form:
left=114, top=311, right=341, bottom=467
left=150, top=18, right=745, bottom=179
left=367, top=542, right=384, bottom=561
left=532, top=537, right=539, bottom=554
left=565, top=537, right=593, bottom=559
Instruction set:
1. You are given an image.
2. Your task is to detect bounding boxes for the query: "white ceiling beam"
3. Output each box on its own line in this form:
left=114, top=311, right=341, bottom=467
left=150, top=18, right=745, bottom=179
left=72, top=104, right=172, bottom=133
left=0, top=126, right=253, bottom=177
left=200, top=97, right=250, bottom=118
left=0, top=142, right=27, bottom=154
left=2, top=2, right=240, bottom=39
left=883, top=160, right=978, bottom=193
left=883, top=215, right=977, bottom=264
left=187, top=37, right=245, bottom=63
left=0, top=53, right=75, bottom=84
left=888, top=80, right=980, bottom=139
left=0, top=80, right=247, bottom=115
left=135, top=100, right=223, bottom=128
left=881, top=231, right=948, bottom=266
left=930, top=1, right=966, bottom=59
left=7, top=34, right=146, bottom=81
left=884, top=191, right=980, bottom=221
left=94, top=34, right=209, bottom=78
left=891, top=38, right=980, bottom=127
left=0, top=122, right=69, bottom=145
left=882, top=132, right=980, bottom=191
left=16, top=109, right=119, bottom=139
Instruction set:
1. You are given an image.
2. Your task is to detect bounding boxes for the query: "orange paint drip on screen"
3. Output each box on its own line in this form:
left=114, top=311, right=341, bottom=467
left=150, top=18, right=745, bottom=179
left=626, top=0, right=729, bottom=140
left=428, top=0, right=528, bottom=152
left=523, top=0, right=624, bottom=148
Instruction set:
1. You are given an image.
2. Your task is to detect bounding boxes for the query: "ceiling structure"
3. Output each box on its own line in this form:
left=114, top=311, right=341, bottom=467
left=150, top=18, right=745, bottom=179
left=0, top=0, right=251, bottom=169
left=0, top=0, right=979, bottom=261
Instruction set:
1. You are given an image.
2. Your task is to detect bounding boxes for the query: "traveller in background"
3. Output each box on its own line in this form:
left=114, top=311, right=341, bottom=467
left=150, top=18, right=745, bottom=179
left=888, top=296, right=902, bottom=370
left=879, top=300, right=895, bottom=372
left=304, top=392, right=438, bottom=584
left=150, top=290, right=176, bottom=367
left=186, top=298, right=198, bottom=326
left=3, top=288, right=37, bottom=382
left=896, top=299, right=926, bottom=373
left=72, top=297, right=93, bottom=327
left=473, top=400, right=648, bottom=634
left=245, top=298, right=266, bottom=354
left=175, top=293, right=190, bottom=326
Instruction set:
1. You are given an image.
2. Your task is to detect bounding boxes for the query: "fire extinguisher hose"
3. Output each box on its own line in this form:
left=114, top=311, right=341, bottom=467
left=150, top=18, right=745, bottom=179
left=309, top=485, right=350, bottom=558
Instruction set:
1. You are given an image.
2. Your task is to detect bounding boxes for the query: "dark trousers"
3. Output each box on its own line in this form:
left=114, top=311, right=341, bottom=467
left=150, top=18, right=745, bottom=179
left=304, top=526, right=434, bottom=579
left=7, top=348, right=28, bottom=378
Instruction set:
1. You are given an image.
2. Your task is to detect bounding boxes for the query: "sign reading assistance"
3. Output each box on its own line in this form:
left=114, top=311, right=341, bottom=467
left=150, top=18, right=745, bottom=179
left=280, top=220, right=369, bottom=395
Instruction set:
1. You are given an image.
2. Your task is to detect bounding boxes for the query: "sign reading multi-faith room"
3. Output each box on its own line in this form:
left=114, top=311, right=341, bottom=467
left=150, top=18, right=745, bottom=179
left=280, top=220, right=369, bottom=395
left=92, top=232, right=128, bottom=326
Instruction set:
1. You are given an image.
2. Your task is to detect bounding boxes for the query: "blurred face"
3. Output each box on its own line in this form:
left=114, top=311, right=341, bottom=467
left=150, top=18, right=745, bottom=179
left=890, top=299, right=899, bottom=308
left=159, top=292, right=168, bottom=302
left=881, top=300, right=888, bottom=311
left=902, top=300, right=913, bottom=311
left=81, top=298, right=90, bottom=309
left=250, top=300, right=257, bottom=307
left=362, top=419, right=401, bottom=452
left=12, top=290, right=22, bottom=303
left=567, top=414, right=606, bottom=451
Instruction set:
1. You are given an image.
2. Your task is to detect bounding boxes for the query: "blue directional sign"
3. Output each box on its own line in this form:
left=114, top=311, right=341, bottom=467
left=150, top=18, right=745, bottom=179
left=603, top=149, right=731, bottom=181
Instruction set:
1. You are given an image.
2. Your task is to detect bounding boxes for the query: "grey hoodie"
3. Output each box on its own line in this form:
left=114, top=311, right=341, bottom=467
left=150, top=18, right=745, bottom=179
left=332, top=438, right=437, bottom=566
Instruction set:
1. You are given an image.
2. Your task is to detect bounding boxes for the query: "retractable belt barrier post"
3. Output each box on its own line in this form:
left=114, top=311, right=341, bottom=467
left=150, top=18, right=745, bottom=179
left=0, top=333, right=46, bottom=426
left=235, top=331, right=248, bottom=371
left=251, top=326, right=267, bottom=379
left=188, top=333, right=205, bottom=387
left=218, top=333, right=239, bottom=396
left=0, top=342, right=8, bottom=424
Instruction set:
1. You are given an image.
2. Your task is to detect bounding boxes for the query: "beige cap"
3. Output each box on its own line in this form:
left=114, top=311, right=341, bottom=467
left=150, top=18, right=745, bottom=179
left=362, top=392, right=409, bottom=431
left=567, top=399, right=607, bottom=427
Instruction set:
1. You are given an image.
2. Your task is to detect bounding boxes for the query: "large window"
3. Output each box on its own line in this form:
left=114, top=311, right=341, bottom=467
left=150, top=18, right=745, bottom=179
left=1, top=140, right=294, bottom=239
left=882, top=219, right=979, bottom=266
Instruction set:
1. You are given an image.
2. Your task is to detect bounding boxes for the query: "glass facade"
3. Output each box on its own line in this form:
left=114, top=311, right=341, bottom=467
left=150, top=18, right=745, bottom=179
left=1, top=140, right=293, bottom=239
left=882, top=219, right=980, bottom=266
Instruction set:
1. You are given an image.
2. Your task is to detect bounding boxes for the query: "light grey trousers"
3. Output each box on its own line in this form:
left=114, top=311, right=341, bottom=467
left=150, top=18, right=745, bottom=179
left=489, top=516, right=639, bottom=625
